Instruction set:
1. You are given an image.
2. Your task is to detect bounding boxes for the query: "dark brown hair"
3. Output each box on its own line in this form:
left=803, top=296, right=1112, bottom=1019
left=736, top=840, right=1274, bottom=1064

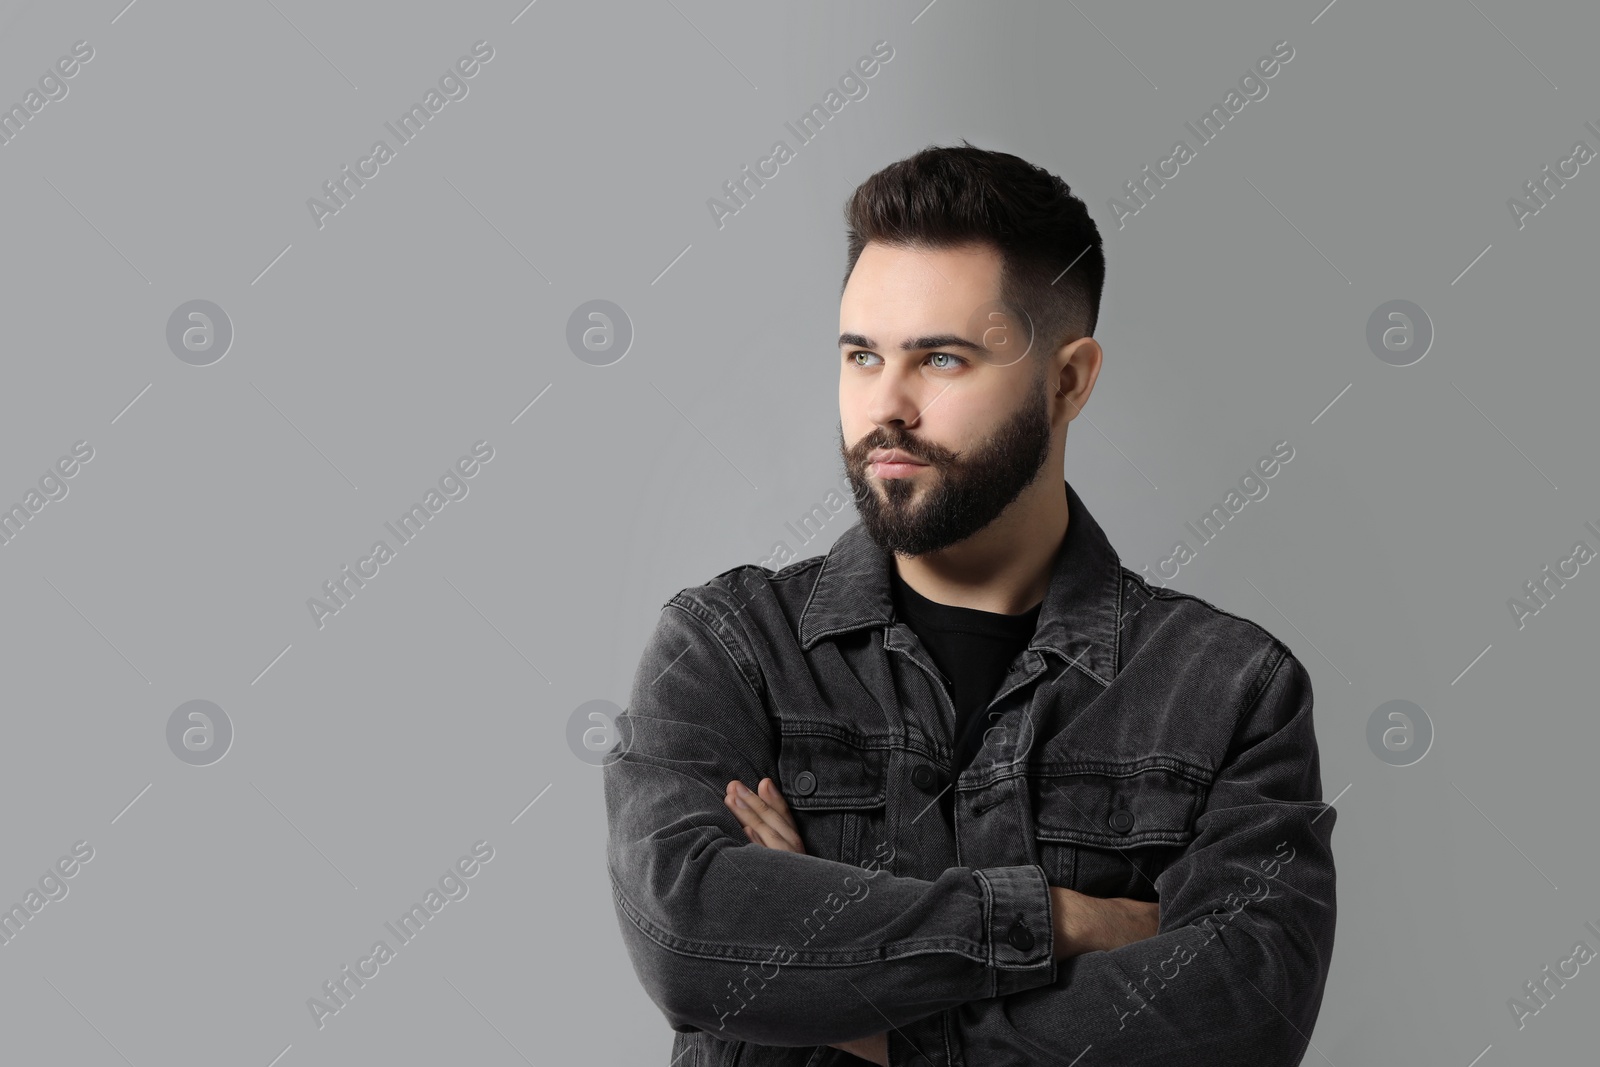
left=842, top=140, right=1105, bottom=362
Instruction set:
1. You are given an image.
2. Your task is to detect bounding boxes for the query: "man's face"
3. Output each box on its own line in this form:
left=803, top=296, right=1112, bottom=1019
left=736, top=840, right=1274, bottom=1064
left=838, top=240, right=1055, bottom=557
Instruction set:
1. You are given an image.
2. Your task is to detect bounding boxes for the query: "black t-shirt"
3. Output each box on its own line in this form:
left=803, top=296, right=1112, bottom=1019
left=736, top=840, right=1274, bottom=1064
left=890, top=569, right=1041, bottom=827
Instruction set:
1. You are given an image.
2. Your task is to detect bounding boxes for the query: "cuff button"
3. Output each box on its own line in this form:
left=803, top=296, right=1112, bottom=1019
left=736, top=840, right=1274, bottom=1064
left=1006, top=913, right=1036, bottom=951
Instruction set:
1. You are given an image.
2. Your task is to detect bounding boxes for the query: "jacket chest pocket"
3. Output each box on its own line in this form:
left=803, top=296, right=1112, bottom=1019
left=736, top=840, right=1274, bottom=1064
left=1031, top=760, right=1209, bottom=902
left=775, top=729, right=892, bottom=869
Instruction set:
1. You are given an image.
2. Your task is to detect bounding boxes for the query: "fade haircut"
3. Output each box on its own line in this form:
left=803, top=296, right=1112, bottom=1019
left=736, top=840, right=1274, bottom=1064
left=841, top=140, right=1106, bottom=370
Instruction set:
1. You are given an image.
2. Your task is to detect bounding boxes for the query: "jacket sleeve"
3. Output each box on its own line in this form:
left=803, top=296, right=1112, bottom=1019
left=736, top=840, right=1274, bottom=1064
left=889, top=644, right=1338, bottom=1067
left=603, top=590, right=1058, bottom=1047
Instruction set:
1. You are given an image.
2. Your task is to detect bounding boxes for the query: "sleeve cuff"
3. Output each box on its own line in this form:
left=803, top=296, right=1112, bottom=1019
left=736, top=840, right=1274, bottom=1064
left=972, top=864, right=1057, bottom=998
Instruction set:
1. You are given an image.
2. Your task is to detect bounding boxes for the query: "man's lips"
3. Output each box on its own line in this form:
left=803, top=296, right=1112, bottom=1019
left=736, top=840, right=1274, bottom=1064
left=865, top=448, right=929, bottom=478
left=866, top=448, right=926, bottom=466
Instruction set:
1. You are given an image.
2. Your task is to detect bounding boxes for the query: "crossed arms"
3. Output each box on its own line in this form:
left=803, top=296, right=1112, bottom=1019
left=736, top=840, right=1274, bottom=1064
left=726, top=776, right=1161, bottom=1065
left=602, top=596, right=1337, bottom=1067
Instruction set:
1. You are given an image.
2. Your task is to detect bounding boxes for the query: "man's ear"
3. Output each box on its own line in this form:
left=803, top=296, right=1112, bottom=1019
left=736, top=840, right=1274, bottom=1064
left=1053, top=335, right=1103, bottom=416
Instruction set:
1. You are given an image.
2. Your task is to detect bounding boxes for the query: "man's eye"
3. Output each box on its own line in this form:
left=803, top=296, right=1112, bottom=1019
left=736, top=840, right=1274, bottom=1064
left=845, top=351, right=966, bottom=369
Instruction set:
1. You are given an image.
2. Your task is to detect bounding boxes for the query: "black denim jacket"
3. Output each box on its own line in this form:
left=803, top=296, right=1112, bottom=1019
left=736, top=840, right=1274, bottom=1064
left=603, top=479, right=1337, bottom=1066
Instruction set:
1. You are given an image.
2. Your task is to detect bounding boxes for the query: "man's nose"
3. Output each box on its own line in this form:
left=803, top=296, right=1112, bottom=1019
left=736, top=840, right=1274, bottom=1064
left=864, top=363, right=931, bottom=428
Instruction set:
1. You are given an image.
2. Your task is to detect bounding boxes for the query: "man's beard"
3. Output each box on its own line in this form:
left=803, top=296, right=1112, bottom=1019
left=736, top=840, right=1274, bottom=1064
left=839, top=386, right=1055, bottom=557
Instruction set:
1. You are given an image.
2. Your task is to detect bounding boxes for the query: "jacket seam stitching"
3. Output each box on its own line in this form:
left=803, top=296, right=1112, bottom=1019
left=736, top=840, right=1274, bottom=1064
left=796, top=552, right=832, bottom=647
left=609, top=870, right=995, bottom=968
left=1112, top=558, right=1124, bottom=675
left=1131, top=572, right=1293, bottom=654
left=666, top=598, right=765, bottom=705
left=1037, top=642, right=1112, bottom=688
left=1238, top=640, right=1292, bottom=727
left=1029, top=753, right=1214, bottom=783
left=975, top=868, right=996, bottom=999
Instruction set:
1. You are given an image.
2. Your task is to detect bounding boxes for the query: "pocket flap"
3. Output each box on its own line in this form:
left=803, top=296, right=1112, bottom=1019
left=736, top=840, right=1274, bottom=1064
left=776, top=732, right=889, bottom=809
left=1034, top=760, right=1207, bottom=847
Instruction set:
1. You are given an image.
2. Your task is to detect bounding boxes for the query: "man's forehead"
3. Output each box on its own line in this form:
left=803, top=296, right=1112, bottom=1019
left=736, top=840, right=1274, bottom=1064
left=839, top=302, right=1026, bottom=351
left=839, top=243, right=1030, bottom=356
left=847, top=242, right=999, bottom=292
left=858, top=237, right=999, bottom=266
left=844, top=242, right=1004, bottom=310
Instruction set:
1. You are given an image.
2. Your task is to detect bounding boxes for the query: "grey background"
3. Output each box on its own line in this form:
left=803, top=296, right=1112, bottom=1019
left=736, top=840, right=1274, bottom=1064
left=1, top=0, right=1595, bottom=1063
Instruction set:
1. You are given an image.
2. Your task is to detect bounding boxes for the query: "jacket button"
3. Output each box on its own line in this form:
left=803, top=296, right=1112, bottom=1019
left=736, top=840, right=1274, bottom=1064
left=794, top=771, right=816, bottom=796
left=1007, top=913, right=1035, bottom=951
left=911, top=765, right=937, bottom=792
left=1108, top=809, right=1135, bottom=833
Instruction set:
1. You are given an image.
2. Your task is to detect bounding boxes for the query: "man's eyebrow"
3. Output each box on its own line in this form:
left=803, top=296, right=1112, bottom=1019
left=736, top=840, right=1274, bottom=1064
left=838, top=332, right=986, bottom=352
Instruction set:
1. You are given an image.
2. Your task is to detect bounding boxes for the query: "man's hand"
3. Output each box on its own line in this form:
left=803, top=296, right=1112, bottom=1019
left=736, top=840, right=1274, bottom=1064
left=1049, top=885, right=1160, bottom=959
left=724, top=778, right=806, bottom=854
left=829, top=1032, right=889, bottom=1065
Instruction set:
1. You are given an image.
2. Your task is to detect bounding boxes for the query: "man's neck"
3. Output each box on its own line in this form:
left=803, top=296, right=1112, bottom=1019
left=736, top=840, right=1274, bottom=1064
left=892, top=478, right=1069, bottom=616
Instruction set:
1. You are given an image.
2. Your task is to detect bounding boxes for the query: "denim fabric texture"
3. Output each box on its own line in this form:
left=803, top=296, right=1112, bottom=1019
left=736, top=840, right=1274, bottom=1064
left=603, top=478, right=1337, bottom=1066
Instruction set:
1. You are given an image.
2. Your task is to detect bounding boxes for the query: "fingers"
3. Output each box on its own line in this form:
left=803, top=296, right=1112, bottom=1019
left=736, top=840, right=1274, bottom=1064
left=759, top=777, right=795, bottom=822
left=723, top=778, right=806, bottom=853
left=733, top=778, right=804, bottom=852
left=725, top=780, right=784, bottom=848
left=756, top=779, right=806, bottom=854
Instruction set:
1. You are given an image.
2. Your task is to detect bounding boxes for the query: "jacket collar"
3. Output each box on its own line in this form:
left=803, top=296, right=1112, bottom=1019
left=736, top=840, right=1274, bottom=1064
left=799, top=478, right=1123, bottom=684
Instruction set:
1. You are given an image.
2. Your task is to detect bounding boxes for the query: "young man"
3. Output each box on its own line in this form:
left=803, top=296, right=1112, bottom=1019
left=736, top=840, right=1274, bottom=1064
left=603, top=143, right=1336, bottom=1067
